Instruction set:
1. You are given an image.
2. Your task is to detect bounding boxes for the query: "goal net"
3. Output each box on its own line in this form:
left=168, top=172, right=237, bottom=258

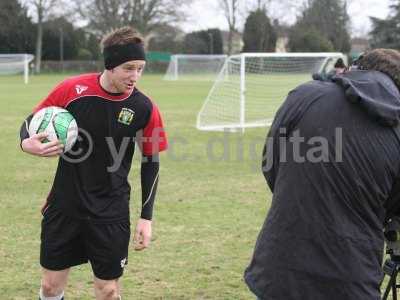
left=164, top=54, right=227, bottom=81
left=196, top=52, right=345, bottom=131
left=0, top=54, right=34, bottom=84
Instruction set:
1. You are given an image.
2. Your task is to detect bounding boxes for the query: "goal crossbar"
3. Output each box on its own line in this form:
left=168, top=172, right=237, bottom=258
left=164, top=54, right=227, bottom=81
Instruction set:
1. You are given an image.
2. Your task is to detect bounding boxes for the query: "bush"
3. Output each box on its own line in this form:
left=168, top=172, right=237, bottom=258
left=77, top=49, right=92, bottom=60
left=288, top=28, right=334, bottom=52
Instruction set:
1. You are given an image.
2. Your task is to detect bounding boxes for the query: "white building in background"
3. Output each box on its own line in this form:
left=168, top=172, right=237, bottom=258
left=275, top=36, right=289, bottom=52
left=221, top=30, right=243, bottom=54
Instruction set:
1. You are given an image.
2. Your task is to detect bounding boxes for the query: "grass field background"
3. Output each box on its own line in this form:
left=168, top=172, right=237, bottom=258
left=0, top=73, right=397, bottom=299
left=0, top=73, right=273, bottom=299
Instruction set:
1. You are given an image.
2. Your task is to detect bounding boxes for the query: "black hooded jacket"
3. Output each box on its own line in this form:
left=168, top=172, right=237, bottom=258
left=244, top=70, right=400, bottom=300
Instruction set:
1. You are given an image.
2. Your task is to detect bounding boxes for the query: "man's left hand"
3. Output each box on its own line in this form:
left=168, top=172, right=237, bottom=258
left=133, top=218, right=152, bottom=251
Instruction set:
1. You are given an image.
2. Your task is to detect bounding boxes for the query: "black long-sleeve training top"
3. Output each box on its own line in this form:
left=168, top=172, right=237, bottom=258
left=20, top=73, right=168, bottom=222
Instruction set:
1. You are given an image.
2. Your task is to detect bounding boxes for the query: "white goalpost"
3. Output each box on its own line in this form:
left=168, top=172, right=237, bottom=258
left=0, top=54, right=34, bottom=84
left=164, top=54, right=227, bottom=81
left=196, top=52, right=345, bottom=131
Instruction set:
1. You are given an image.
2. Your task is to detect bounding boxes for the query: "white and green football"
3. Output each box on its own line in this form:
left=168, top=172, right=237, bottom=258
left=28, top=106, right=78, bottom=152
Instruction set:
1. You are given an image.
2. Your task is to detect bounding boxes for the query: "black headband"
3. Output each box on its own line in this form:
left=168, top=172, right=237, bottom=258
left=103, top=43, right=146, bottom=70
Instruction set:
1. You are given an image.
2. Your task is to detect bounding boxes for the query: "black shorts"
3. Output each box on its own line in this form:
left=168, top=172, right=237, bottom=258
left=40, top=205, right=130, bottom=280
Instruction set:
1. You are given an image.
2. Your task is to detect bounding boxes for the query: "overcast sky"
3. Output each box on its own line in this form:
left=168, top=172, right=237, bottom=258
left=182, top=0, right=392, bottom=37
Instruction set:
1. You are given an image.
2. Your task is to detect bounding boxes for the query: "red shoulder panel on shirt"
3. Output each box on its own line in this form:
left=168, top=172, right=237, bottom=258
left=141, top=101, right=168, bottom=156
left=33, top=73, right=134, bottom=113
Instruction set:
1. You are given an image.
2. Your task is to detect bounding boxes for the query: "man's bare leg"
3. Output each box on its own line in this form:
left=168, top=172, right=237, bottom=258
left=94, top=276, right=121, bottom=300
left=39, top=268, right=69, bottom=299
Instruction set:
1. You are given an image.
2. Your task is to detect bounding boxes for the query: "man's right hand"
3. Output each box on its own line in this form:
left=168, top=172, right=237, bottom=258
left=21, top=132, right=64, bottom=157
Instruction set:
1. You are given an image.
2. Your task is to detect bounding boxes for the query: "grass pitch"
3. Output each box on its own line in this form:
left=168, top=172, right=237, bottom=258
left=1, top=73, right=396, bottom=299
left=0, top=73, right=271, bottom=299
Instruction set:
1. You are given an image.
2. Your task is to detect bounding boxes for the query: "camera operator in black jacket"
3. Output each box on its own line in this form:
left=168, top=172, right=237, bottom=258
left=245, top=49, right=400, bottom=300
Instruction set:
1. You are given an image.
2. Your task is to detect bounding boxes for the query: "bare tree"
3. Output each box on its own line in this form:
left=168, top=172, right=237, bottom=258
left=219, top=0, right=239, bottom=55
left=244, top=0, right=305, bottom=26
left=74, top=0, right=192, bottom=43
left=218, top=0, right=301, bottom=54
left=25, top=0, right=60, bottom=73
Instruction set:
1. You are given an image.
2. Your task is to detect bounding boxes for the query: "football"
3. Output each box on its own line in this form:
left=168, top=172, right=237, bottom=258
left=28, top=106, right=78, bottom=152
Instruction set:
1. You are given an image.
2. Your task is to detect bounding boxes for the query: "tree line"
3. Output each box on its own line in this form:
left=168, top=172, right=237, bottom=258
left=1, top=0, right=399, bottom=72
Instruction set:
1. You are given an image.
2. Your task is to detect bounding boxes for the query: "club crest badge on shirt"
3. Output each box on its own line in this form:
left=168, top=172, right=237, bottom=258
left=118, top=108, right=135, bottom=125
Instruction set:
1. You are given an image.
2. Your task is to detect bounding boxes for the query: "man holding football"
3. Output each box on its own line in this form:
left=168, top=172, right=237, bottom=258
left=19, top=26, right=167, bottom=300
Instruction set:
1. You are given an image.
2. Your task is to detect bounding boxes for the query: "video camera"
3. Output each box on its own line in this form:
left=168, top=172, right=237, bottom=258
left=381, top=217, right=400, bottom=299
left=384, top=217, right=400, bottom=260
